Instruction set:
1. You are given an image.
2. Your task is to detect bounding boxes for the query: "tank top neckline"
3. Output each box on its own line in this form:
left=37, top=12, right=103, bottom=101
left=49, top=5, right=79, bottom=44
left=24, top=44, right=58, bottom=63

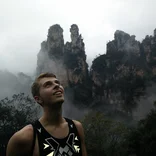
left=36, top=117, right=71, bottom=140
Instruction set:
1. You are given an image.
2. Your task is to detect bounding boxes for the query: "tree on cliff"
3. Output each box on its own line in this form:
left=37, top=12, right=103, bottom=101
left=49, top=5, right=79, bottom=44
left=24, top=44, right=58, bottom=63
left=116, top=66, right=146, bottom=114
left=91, top=54, right=146, bottom=115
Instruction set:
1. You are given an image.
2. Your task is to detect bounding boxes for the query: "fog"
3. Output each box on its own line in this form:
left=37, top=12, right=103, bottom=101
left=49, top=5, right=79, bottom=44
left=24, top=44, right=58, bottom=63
left=0, top=0, right=156, bottom=74
left=0, top=0, right=156, bottom=120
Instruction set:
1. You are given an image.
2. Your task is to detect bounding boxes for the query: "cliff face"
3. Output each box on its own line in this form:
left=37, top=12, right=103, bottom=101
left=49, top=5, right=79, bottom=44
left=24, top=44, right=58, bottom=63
left=36, top=25, right=66, bottom=87
left=90, top=29, right=156, bottom=114
left=91, top=30, right=144, bottom=93
left=36, top=24, right=91, bottom=104
left=142, top=30, right=156, bottom=75
left=64, top=24, right=88, bottom=85
left=47, top=24, right=64, bottom=59
left=107, top=30, right=141, bottom=64
left=36, top=25, right=64, bottom=73
left=36, top=25, right=156, bottom=115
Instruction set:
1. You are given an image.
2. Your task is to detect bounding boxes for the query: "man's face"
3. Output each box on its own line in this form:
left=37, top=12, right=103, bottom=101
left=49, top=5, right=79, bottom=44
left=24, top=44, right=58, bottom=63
left=36, top=77, right=64, bottom=107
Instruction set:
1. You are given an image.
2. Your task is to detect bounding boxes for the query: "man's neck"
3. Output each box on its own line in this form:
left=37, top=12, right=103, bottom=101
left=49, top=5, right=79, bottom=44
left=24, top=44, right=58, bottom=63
left=39, top=105, right=64, bottom=126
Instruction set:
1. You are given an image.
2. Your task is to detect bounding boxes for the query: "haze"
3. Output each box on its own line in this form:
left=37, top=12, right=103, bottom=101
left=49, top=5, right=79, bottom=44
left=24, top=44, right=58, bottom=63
left=0, top=0, right=156, bottom=74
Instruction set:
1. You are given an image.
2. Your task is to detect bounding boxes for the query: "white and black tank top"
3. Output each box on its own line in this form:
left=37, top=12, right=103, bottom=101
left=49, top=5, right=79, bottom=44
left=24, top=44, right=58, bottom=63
left=32, top=118, right=82, bottom=156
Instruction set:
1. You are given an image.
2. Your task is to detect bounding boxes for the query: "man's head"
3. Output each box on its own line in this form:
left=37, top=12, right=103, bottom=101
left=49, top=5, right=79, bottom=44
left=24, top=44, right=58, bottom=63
left=31, top=72, right=64, bottom=107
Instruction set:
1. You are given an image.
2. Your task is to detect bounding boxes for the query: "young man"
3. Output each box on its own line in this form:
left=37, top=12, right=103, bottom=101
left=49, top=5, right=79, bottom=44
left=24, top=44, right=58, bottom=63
left=7, top=73, right=87, bottom=156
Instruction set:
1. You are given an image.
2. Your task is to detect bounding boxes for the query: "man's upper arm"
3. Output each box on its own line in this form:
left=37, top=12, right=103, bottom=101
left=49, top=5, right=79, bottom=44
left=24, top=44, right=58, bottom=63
left=6, top=125, right=33, bottom=156
left=73, top=120, right=87, bottom=156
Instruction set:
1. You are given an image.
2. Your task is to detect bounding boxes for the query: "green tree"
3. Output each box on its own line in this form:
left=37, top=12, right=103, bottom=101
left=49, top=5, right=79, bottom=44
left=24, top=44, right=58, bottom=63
left=0, top=93, right=39, bottom=155
left=82, top=111, right=129, bottom=156
left=116, top=66, right=145, bottom=115
left=126, top=109, right=156, bottom=156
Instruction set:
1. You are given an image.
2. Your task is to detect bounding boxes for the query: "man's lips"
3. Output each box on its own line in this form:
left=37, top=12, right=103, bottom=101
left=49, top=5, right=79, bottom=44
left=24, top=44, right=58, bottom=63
left=53, top=90, right=63, bottom=95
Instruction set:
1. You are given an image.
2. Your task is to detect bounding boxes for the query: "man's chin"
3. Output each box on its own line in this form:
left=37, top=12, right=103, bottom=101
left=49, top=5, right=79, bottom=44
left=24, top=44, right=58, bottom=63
left=54, top=98, right=64, bottom=105
left=50, top=99, right=64, bottom=109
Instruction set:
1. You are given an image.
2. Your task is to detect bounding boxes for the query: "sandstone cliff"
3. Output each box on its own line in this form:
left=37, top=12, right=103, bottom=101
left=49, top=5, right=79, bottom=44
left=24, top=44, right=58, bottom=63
left=90, top=29, right=156, bottom=115
left=36, top=25, right=156, bottom=116
left=36, top=24, right=92, bottom=105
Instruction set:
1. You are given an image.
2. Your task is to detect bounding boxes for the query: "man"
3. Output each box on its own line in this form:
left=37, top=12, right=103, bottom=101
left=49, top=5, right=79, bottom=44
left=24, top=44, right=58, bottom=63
left=7, top=72, right=87, bottom=156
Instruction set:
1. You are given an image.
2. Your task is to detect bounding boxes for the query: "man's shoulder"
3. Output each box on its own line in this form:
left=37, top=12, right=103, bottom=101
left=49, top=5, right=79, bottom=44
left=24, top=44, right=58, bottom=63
left=12, top=124, right=34, bottom=143
left=72, top=120, right=83, bottom=128
left=7, top=124, right=34, bottom=155
left=71, top=119, right=84, bottom=135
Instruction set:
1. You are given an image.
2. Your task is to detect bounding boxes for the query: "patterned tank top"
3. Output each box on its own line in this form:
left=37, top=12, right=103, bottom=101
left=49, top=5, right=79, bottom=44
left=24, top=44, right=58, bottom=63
left=32, top=118, right=82, bottom=156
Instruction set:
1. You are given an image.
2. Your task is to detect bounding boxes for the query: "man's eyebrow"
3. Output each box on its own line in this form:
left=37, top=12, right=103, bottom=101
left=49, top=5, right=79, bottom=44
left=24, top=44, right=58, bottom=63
left=42, top=81, right=52, bottom=87
left=42, top=79, right=60, bottom=87
left=55, top=79, right=60, bottom=83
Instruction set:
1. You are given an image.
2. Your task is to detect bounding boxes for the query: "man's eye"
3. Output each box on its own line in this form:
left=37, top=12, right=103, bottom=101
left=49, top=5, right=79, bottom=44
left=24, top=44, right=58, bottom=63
left=55, top=81, right=60, bottom=85
left=46, top=83, right=52, bottom=87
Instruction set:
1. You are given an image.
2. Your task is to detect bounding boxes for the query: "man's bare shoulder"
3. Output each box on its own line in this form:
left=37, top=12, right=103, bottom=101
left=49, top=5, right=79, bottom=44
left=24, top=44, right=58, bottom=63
left=12, top=124, right=33, bottom=142
left=72, top=120, right=83, bottom=128
left=6, top=124, right=34, bottom=156
left=72, top=120, right=84, bottom=135
left=72, top=120, right=88, bottom=156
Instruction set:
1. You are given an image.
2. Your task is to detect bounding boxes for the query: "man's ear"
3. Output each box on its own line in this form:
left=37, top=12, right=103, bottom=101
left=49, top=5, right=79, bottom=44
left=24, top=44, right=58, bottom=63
left=34, top=96, right=43, bottom=105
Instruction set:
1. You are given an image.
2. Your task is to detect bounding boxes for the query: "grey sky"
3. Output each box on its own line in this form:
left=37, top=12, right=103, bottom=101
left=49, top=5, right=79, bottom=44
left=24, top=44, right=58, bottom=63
left=0, top=0, right=156, bottom=75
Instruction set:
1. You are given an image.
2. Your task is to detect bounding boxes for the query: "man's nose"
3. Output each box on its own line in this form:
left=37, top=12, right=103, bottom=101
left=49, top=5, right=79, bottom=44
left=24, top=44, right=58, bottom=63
left=53, top=83, right=60, bottom=89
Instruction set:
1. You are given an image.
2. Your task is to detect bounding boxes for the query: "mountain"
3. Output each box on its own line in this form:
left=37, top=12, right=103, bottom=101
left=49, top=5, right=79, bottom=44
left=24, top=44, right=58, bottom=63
left=0, top=71, right=32, bottom=99
left=36, top=24, right=156, bottom=119
left=36, top=24, right=92, bottom=108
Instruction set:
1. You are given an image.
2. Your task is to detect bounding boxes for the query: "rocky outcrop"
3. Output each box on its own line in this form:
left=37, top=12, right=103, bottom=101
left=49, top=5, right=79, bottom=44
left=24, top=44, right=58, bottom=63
left=47, top=24, right=64, bottom=59
left=63, top=25, right=92, bottom=104
left=141, top=29, right=156, bottom=75
left=107, top=30, right=140, bottom=64
left=36, top=24, right=91, bottom=99
left=36, top=25, right=156, bottom=115
left=64, top=24, right=88, bottom=85
left=70, top=24, right=85, bottom=51
left=154, top=28, right=156, bottom=37
left=90, top=30, right=156, bottom=112
left=36, top=24, right=68, bottom=86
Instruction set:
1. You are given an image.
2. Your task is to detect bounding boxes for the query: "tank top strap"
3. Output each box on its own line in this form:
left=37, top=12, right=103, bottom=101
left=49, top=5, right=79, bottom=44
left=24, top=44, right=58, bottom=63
left=64, top=117, right=81, bottom=140
left=30, top=120, right=38, bottom=156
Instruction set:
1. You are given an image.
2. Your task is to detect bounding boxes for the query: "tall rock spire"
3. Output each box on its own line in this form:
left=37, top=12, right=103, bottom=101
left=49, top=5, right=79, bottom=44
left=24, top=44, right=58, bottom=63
left=154, top=28, right=156, bottom=37
left=70, top=24, right=85, bottom=51
left=64, top=24, right=88, bottom=85
left=47, top=24, right=64, bottom=59
left=36, top=25, right=67, bottom=86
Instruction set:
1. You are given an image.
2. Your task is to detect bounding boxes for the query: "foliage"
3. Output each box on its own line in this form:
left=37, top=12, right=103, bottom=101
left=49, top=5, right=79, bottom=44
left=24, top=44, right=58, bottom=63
left=91, top=53, right=146, bottom=114
left=0, top=93, right=39, bottom=155
left=151, top=44, right=156, bottom=57
left=115, top=68, right=145, bottom=113
left=48, top=47, right=63, bottom=59
left=82, top=109, right=156, bottom=156
left=91, top=54, right=107, bottom=73
left=125, top=109, right=156, bottom=156
left=148, top=59, right=156, bottom=67
left=82, top=111, right=129, bottom=156
left=64, top=49, right=86, bottom=70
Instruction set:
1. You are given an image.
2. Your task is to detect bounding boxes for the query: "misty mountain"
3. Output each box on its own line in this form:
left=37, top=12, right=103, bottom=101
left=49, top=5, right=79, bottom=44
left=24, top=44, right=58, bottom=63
left=1, top=24, right=156, bottom=120
left=35, top=24, right=156, bottom=120
left=0, top=70, right=32, bottom=99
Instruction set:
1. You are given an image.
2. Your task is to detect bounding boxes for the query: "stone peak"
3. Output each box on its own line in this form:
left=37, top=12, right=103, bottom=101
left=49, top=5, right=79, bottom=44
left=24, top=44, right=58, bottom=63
left=70, top=24, right=79, bottom=32
left=48, top=24, right=63, bottom=38
left=114, top=30, right=130, bottom=38
left=154, top=28, right=156, bottom=37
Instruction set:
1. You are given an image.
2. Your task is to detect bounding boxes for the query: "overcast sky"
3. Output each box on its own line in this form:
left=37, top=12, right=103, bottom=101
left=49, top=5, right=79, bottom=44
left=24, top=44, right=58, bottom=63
left=0, top=0, right=156, bottom=75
